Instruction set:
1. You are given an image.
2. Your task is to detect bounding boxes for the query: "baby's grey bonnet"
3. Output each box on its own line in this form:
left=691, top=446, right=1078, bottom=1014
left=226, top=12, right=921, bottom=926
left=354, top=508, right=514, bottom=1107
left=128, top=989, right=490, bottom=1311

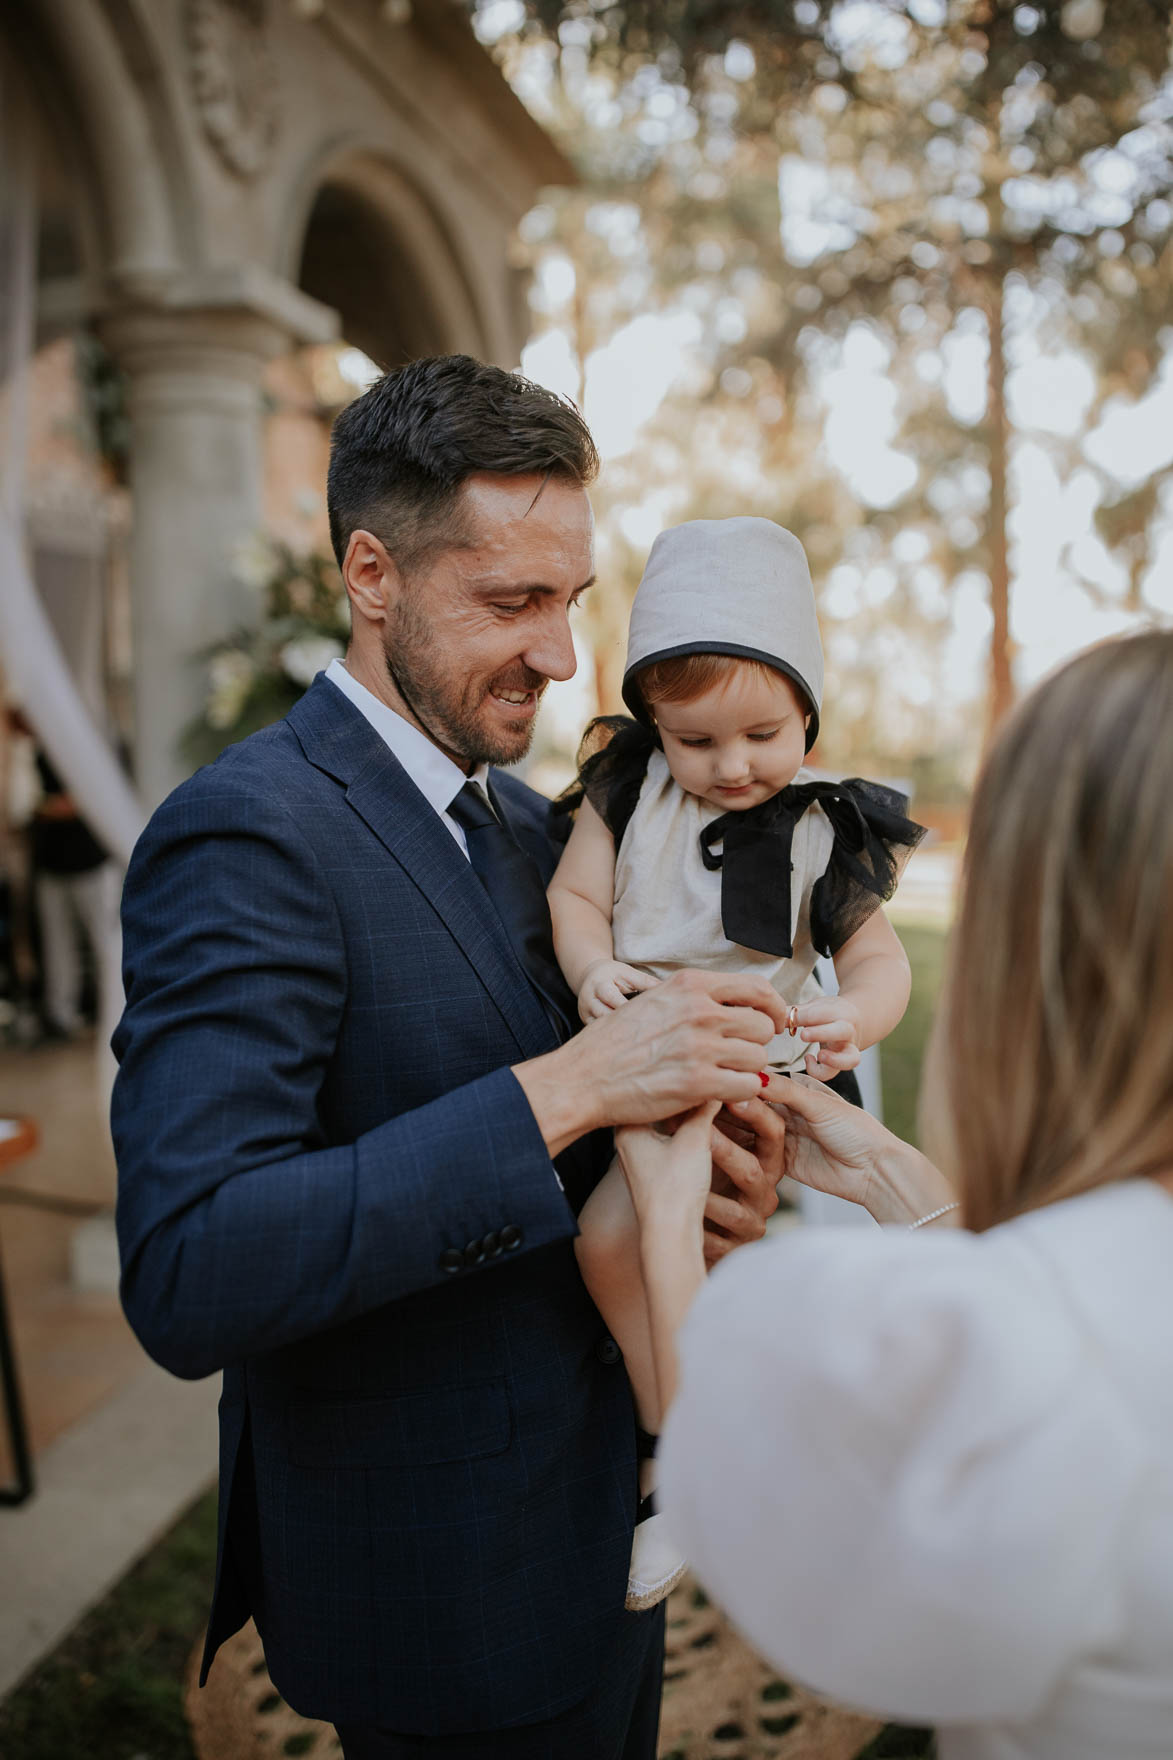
left=621, top=516, right=824, bottom=749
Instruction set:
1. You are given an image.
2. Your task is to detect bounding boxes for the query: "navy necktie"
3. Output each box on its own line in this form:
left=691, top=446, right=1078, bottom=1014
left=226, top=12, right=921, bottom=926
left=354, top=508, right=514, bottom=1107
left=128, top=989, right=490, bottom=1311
left=448, top=780, right=576, bottom=1043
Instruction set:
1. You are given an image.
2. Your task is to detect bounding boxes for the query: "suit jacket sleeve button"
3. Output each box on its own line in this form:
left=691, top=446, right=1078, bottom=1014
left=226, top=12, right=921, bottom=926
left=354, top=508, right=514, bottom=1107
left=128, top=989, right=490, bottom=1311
left=464, top=1239, right=486, bottom=1268
left=482, top=1231, right=501, bottom=1257
left=500, top=1224, right=522, bottom=1251
left=439, top=1247, right=464, bottom=1274
left=596, top=1337, right=622, bottom=1365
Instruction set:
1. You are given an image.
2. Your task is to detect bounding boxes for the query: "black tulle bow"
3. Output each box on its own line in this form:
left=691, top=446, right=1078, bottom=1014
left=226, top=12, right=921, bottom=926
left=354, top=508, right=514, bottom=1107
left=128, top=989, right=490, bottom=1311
left=698, top=779, right=914, bottom=958
left=550, top=717, right=925, bottom=962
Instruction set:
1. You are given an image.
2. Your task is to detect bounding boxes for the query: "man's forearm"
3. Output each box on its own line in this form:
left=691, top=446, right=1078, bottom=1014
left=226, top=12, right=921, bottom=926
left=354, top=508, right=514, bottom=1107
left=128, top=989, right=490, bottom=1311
left=513, top=1035, right=607, bottom=1159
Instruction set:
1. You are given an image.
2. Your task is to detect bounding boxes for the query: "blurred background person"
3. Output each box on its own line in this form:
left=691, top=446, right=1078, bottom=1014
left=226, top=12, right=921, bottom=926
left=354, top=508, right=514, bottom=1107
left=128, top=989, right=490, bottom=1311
left=29, top=744, right=115, bottom=1043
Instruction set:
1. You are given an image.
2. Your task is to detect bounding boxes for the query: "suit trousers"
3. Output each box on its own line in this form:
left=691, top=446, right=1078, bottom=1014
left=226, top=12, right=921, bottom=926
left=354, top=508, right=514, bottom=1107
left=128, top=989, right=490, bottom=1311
left=335, top=1603, right=666, bottom=1760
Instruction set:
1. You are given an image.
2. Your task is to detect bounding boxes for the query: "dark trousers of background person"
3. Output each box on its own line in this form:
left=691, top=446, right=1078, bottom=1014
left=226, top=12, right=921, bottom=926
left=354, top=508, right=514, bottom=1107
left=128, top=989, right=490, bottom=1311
left=336, top=1604, right=666, bottom=1760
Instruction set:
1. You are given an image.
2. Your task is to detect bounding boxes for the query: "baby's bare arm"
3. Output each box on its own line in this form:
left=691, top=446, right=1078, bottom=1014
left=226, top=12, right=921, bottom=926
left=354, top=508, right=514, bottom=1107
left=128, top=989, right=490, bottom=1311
left=832, top=910, right=911, bottom=1043
left=796, top=910, right=911, bottom=1080
left=547, top=798, right=620, bottom=993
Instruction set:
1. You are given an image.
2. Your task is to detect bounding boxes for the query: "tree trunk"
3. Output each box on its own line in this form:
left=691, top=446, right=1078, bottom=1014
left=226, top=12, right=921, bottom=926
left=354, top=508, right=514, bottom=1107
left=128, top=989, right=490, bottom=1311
left=984, top=272, right=1014, bottom=740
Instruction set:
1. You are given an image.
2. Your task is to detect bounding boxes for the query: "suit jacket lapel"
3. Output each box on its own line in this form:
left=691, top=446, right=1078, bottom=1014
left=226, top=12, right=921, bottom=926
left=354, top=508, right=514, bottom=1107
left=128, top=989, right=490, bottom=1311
left=287, top=678, right=557, bottom=1061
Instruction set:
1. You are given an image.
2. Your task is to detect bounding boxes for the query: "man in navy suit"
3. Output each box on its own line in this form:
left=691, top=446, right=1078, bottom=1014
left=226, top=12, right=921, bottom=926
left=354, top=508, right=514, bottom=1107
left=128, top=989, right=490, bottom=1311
left=112, top=356, right=785, bottom=1757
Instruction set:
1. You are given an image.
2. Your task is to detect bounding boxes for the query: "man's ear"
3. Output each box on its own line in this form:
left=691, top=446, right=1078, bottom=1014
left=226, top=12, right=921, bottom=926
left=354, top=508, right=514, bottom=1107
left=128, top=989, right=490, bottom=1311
left=342, top=529, right=400, bottom=628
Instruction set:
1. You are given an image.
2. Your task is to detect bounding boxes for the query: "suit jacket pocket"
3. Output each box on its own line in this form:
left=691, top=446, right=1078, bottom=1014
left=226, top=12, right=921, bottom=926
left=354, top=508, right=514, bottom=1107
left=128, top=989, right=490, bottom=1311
left=284, top=1378, right=511, bottom=1470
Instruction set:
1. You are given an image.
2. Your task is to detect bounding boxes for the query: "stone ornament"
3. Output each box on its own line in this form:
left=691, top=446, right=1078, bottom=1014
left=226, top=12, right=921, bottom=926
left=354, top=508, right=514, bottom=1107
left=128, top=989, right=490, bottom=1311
left=186, top=0, right=278, bottom=179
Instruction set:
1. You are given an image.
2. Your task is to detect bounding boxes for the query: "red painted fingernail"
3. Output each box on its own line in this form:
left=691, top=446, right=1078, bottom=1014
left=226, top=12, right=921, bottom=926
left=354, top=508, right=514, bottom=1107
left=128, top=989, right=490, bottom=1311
left=759, top=1070, right=770, bottom=1088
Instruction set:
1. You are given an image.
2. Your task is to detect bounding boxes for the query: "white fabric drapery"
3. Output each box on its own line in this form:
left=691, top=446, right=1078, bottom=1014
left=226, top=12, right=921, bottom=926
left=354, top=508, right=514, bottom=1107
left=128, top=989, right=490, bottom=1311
left=0, top=75, right=145, bottom=866
left=2, top=72, right=146, bottom=1095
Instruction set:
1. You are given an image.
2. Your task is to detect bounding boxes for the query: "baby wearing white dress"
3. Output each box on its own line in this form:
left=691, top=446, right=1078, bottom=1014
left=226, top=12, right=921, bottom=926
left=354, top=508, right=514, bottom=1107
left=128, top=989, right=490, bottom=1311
left=548, top=518, right=924, bottom=1608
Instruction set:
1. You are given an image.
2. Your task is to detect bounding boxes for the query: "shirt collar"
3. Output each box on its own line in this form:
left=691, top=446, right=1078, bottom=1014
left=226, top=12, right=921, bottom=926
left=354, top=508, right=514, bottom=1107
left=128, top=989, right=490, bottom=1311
left=324, top=658, right=488, bottom=818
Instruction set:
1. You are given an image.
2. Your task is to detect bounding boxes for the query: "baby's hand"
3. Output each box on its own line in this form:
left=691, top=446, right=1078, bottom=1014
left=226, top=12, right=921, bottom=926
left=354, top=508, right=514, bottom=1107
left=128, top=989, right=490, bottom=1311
left=793, top=996, right=862, bottom=1083
left=577, top=959, right=658, bottom=1022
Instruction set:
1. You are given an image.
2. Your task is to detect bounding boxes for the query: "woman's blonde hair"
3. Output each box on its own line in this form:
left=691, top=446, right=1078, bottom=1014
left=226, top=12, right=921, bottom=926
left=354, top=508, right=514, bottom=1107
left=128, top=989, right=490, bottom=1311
left=920, top=628, right=1173, bottom=1232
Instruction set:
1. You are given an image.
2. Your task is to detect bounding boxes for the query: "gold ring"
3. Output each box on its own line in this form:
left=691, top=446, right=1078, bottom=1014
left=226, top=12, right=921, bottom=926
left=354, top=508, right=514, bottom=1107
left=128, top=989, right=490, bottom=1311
left=786, top=1004, right=799, bottom=1037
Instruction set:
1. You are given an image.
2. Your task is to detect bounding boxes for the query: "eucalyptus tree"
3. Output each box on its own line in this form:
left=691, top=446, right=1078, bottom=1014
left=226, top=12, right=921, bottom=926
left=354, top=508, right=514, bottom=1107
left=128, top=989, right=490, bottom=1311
left=495, top=0, right=1173, bottom=731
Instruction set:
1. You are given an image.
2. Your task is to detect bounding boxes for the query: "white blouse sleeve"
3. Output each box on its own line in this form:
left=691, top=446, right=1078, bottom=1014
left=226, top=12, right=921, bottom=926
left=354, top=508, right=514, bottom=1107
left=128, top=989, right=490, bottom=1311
left=659, top=1226, right=1146, bottom=1727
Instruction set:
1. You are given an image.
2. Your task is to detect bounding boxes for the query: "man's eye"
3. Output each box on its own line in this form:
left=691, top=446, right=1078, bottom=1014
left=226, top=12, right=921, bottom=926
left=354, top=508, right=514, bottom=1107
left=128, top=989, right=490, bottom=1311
left=492, top=603, right=526, bottom=616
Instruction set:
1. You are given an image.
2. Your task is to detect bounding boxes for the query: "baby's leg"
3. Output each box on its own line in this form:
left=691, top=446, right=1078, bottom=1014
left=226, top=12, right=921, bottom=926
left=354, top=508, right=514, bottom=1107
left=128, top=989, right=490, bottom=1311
left=575, top=1154, right=660, bottom=1437
left=578, top=1151, right=689, bottom=1611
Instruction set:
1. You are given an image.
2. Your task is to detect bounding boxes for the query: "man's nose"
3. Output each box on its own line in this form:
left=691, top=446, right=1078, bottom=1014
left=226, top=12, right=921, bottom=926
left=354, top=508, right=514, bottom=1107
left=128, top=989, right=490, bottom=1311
left=524, top=611, right=578, bottom=684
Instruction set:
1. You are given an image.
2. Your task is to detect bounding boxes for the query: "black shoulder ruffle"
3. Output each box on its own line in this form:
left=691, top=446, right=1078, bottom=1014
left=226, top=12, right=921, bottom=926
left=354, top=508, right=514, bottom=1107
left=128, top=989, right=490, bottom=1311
left=549, top=715, right=656, bottom=849
left=698, top=776, right=925, bottom=959
left=808, top=778, right=926, bottom=956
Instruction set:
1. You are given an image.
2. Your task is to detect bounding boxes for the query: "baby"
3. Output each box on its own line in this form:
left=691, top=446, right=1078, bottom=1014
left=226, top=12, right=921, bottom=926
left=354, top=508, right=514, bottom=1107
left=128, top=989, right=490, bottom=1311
left=548, top=517, right=924, bottom=1610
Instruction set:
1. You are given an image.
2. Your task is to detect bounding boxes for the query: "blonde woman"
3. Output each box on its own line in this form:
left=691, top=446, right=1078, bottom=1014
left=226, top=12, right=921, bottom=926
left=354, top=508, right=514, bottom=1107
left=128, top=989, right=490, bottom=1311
left=616, top=630, right=1173, bottom=1760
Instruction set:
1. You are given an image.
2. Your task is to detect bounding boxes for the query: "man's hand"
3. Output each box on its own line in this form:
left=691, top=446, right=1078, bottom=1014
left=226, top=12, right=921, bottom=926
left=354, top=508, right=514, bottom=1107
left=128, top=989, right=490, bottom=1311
left=703, top=1096, right=784, bottom=1265
left=573, top=968, right=784, bottom=1126
left=515, top=969, right=786, bottom=1160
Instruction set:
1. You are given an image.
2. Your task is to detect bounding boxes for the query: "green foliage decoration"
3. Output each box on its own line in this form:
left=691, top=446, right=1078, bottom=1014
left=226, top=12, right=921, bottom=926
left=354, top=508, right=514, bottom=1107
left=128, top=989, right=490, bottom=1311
left=182, top=538, right=350, bottom=768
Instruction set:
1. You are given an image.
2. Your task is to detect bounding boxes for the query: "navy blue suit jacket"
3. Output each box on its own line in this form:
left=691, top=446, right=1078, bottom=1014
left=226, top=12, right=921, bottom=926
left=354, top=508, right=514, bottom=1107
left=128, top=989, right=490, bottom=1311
left=112, top=676, right=635, bottom=1733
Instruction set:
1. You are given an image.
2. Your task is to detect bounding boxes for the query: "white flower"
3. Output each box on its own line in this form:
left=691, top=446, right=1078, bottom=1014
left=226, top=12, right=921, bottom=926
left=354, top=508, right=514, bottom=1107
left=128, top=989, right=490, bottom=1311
left=207, top=651, right=256, bottom=729
left=231, top=532, right=280, bottom=591
left=280, top=634, right=344, bottom=687
left=1060, top=0, right=1102, bottom=39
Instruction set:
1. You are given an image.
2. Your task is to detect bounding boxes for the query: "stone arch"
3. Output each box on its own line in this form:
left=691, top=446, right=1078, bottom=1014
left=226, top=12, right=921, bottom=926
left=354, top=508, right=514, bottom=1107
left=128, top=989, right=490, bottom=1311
left=6, top=0, right=187, bottom=295
left=281, top=145, right=490, bottom=369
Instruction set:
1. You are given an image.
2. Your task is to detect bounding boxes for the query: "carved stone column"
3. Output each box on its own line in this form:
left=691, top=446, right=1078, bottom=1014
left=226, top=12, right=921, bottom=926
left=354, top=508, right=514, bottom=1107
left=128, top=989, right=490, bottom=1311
left=102, top=276, right=336, bottom=808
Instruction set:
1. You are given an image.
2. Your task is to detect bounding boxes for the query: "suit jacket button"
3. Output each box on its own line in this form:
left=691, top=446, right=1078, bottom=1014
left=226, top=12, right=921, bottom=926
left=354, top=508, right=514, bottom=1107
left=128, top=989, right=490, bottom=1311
left=482, top=1231, right=501, bottom=1257
left=596, top=1337, right=622, bottom=1366
left=464, top=1239, right=486, bottom=1268
left=439, top=1247, right=464, bottom=1274
left=500, top=1224, right=522, bottom=1251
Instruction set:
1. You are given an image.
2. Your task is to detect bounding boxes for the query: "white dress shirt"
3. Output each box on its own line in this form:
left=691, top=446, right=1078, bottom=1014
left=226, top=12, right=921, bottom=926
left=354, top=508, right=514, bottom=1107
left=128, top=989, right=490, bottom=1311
left=325, top=658, right=489, bottom=855
left=661, top=1178, right=1173, bottom=1760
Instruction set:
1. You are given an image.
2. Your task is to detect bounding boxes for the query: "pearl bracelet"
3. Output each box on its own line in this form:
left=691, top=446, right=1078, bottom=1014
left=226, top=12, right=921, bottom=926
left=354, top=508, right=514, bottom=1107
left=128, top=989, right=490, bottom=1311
left=908, top=1202, right=960, bottom=1231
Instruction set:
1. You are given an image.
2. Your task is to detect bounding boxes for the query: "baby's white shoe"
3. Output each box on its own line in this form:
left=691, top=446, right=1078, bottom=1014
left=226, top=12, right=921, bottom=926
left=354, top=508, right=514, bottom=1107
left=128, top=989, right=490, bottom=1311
left=625, top=1509, right=687, bottom=1611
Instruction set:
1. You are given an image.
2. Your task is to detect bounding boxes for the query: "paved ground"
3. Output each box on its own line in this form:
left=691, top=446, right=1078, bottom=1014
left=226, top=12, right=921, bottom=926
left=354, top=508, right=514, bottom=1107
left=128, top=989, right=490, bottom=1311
left=0, top=1034, right=219, bottom=1700
left=0, top=1037, right=140, bottom=1461
left=0, top=1359, right=219, bottom=1701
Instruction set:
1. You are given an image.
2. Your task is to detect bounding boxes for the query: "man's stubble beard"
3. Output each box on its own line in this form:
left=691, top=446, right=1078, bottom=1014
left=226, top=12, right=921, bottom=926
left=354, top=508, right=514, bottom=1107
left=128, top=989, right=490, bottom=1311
left=383, top=594, right=541, bottom=769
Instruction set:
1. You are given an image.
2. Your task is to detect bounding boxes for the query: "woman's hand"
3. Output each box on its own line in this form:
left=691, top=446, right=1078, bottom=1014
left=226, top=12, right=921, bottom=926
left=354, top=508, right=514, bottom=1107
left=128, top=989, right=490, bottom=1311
left=767, top=1073, right=956, bottom=1226
left=577, top=958, right=659, bottom=1022
left=793, top=995, right=861, bottom=1081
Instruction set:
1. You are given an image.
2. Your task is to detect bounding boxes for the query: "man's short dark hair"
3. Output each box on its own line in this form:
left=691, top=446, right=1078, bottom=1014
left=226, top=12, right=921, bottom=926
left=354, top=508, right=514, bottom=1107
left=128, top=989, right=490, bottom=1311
left=327, top=355, right=600, bottom=574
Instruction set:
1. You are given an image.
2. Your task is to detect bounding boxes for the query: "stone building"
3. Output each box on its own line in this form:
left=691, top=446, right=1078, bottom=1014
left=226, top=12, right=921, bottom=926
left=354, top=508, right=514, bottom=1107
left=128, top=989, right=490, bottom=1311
left=3, top=0, right=569, bottom=809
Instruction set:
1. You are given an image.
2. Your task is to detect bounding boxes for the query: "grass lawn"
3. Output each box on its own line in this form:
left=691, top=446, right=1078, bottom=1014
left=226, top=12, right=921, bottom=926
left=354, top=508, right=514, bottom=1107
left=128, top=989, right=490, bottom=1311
left=0, top=925, right=947, bottom=1758
left=881, top=918, right=950, bottom=1147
